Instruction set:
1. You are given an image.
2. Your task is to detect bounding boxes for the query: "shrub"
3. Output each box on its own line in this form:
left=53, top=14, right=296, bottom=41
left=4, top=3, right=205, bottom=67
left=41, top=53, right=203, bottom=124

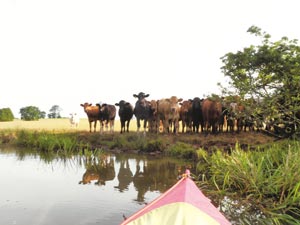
left=0, top=108, right=14, bottom=121
left=165, top=142, right=197, bottom=159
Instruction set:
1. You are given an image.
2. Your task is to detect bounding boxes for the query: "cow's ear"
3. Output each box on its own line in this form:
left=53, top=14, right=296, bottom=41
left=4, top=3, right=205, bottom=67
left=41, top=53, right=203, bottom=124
left=178, top=98, right=183, bottom=102
left=133, top=94, right=137, bottom=98
left=115, top=103, right=119, bottom=106
left=145, top=94, right=149, bottom=98
left=89, top=103, right=92, bottom=106
left=179, top=103, right=183, bottom=105
left=80, top=104, right=83, bottom=107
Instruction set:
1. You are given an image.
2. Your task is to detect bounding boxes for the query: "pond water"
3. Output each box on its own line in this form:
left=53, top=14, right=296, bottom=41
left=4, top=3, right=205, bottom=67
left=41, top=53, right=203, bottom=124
left=0, top=148, right=194, bottom=225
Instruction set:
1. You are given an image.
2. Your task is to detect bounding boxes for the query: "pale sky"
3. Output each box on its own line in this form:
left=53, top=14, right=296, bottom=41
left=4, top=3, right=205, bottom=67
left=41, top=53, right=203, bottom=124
left=1, top=0, right=300, bottom=118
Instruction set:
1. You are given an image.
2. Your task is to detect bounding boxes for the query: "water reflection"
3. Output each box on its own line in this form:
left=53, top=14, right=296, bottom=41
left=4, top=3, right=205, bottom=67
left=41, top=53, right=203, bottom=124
left=115, top=158, right=133, bottom=192
left=79, top=155, right=116, bottom=185
left=77, top=152, right=190, bottom=204
left=0, top=147, right=194, bottom=225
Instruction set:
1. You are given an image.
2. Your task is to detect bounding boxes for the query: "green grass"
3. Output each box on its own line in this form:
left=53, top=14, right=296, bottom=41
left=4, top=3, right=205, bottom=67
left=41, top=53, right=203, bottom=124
left=196, top=140, right=300, bottom=224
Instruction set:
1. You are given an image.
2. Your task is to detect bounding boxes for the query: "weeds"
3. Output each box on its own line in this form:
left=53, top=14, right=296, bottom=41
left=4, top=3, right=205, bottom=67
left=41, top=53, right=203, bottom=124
left=197, top=140, right=300, bottom=224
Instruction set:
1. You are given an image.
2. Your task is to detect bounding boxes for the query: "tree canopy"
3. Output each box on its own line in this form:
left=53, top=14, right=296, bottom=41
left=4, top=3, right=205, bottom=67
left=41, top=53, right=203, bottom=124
left=0, top=108, right=14, bottom=121
left=19, top=106, right=45, bottom=121
left=220, top=26, right=300, bottom=136
left=48, top=105, right=62, bottom=118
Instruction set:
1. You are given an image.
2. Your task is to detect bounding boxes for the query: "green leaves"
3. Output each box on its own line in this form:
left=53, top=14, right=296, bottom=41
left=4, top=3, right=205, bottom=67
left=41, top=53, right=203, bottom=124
left=221, top=26, right=300, bottom=135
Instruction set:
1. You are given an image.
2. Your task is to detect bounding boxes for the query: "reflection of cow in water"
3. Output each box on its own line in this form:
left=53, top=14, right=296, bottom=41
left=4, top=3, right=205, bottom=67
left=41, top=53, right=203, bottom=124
left=132, top=159, right=177, bottom=203
left=79, top=156, right=115, bottom=185
left=114, top=158, right=133, bottom=192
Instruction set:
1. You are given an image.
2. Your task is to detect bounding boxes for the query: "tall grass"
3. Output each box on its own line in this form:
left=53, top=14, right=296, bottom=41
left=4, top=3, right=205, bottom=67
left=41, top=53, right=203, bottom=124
left=197, top=141, right=300, bottom=224
left=14, top=130, right=80, bottom=154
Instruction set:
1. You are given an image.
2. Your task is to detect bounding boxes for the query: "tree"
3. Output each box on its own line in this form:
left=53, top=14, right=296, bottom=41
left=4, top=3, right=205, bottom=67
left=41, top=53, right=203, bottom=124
left=48, top=105, right=62, bottom=118
left=0, top=108, right=14, bottom=121
left=220, top=26, right=300, bottom=136
left=19, top=106, right=44, bottom=121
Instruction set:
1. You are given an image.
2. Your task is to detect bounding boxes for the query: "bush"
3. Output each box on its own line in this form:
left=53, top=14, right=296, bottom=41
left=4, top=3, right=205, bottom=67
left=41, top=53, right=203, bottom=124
left=165, top=142, right=197, bottom=159
left=0, top=108, right=14, bottom=121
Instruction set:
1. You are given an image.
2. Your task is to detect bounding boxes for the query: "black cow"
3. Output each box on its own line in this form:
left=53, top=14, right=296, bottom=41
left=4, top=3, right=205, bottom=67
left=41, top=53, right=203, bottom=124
left=96, top=103, right=116, bottom=133
left=191, top=97, right=204, bottom=133
left=133, top=92, right=151, bottom=134
left=115, top=100, right=134, bottom=133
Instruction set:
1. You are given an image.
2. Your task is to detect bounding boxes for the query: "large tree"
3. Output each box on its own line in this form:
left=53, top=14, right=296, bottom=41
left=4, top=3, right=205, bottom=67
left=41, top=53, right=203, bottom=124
left=220, top=26, right=300, bottom=136
left=48, top=105, right=62, bottom=118
left=20, top=106, right=45, bottom=121
left=0, top=108, right=14, bottom=121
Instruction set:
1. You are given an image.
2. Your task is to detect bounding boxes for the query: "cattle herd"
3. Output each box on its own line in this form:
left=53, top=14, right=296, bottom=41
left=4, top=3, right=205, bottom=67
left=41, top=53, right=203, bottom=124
left=80, top=92, right=267, bottom=135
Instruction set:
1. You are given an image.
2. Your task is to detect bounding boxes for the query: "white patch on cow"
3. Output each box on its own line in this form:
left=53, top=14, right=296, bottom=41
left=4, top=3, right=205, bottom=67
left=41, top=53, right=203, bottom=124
left=69, top=113, right=80, bottom=128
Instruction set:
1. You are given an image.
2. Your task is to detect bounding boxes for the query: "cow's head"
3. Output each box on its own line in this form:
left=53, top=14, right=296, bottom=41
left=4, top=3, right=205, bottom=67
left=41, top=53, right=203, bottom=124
left=169, top=96, right=183, bottom=113
left=179, top=100, right=192, bottom=113
left=115, top=100, right=126, bottom=107
left=80, top=103, right=93, bottom=113
left=133, top=92, right=150, bottom=101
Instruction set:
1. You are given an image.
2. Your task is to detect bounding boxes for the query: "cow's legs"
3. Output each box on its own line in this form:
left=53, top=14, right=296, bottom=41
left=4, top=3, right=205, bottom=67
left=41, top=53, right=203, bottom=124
left=143, top=120, right=147, bottom=135
left=136, top=119, right=141, bottom=132
left=100, top=121, right=104, bottom=134
left=93, top=120, right=97, bottom=132
left=120, top=120, right=125, bottom=133
left=126, top=120, right=130, bottom=132
left=110, top=120, right=114, bottom=133
left=89, top=121, right=92, bottom=132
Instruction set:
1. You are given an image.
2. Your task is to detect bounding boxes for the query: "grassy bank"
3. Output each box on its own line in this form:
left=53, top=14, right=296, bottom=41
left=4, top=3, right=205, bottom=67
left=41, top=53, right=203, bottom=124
left=196, top=141, right=300, bottom=224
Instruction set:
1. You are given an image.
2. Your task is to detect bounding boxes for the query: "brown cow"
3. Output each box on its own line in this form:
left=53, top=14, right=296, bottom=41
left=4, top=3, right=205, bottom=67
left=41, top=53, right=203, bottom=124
left=79, top=156, right=115, bottom=185
left=179, top=100, right=193, bottom=133
left=148, top=100, right=159, bottom=133
left=157, top=96, right=183, bottom=134
left=80, top=102, right=100, bottom=132
left=202, top=98, right=222, bottom=134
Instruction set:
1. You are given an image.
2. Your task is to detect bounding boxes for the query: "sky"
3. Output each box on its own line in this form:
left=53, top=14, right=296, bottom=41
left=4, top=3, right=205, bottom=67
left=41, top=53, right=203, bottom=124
left=1, top=0, right=300, bottom=118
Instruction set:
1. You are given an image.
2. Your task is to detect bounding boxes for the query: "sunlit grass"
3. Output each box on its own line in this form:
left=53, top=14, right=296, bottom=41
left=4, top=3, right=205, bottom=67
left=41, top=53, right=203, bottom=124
left=196, top=140, right=300, bottom=224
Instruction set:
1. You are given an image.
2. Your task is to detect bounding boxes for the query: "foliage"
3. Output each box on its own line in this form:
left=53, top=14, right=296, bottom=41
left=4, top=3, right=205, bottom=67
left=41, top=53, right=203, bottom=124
left=197, top=141, right=300, bottom=224
left=0, top=108, right=14, bottom=121
left=165, top=141, right=198, bottom=159
left=19, top=106, right=45, bottom=121
left=14, top=130, right=79, bottom=153
left=220, top=26, right=300, bottom=136
left=48, top=105, right=62, bottom=118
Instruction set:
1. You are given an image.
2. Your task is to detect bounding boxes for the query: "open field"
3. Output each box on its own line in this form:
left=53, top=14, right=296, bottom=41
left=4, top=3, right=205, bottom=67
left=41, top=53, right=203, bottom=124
left=0, top=118, right=131, bottom=132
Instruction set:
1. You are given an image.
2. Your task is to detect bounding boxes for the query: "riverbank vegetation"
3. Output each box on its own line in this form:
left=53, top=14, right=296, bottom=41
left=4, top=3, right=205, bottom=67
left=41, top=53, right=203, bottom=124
left=0, top=127, right=299, bottom=224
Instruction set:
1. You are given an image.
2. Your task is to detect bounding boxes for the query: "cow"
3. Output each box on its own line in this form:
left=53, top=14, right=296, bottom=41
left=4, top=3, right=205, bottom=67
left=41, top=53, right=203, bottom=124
left=115, top=100, right=134, bottom=133
left=133, top=92, right=151, bottom=134
left=179, top=100, right=193, bottom=133
left=191, top=97, right=204, bottom=133
left=96, top=103, right=116, bottom=134
left=69, top=113, right=80, bottom=128
left=80, top=103, right=100, bottom=132
left=202, top=98, right=222, bottom=134
left=157, top=96, right=183, bottom=134
left=79, top=156, right=115, bottom=185
left=147, top=100, right=159, bottom=133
